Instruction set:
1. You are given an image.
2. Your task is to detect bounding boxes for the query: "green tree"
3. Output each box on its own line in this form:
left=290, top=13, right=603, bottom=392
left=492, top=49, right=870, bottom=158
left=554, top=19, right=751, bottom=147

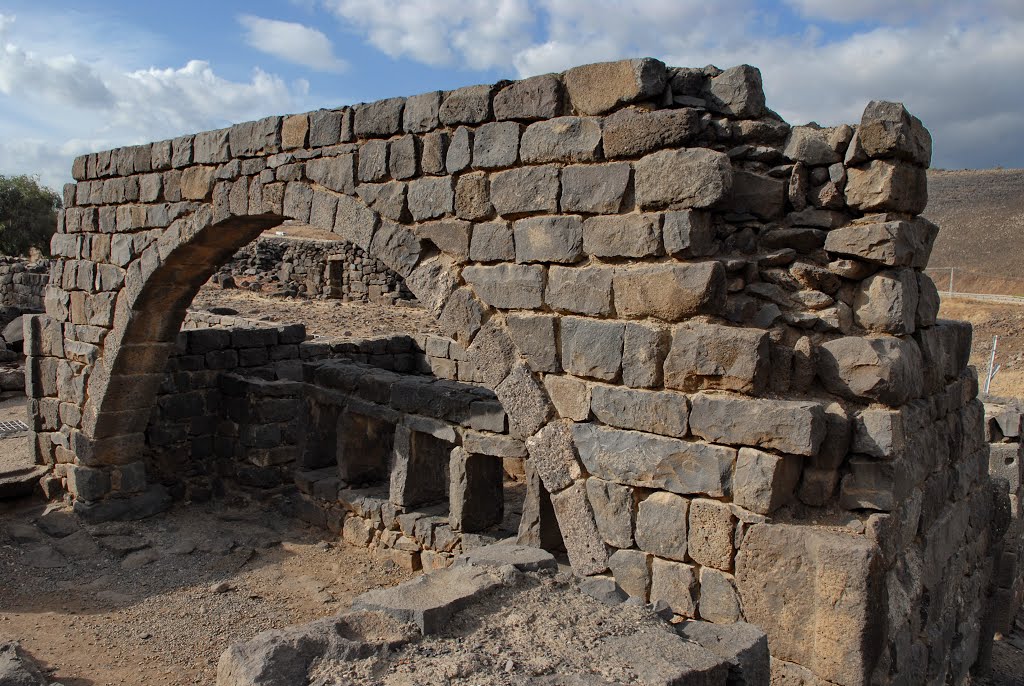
left=0, top=174, right=62, bottom=256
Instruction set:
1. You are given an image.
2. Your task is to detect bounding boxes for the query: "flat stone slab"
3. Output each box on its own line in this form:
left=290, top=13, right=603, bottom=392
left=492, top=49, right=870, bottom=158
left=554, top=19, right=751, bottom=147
left=0, top=465, right=46, bottom=500
left=455, top=542, right=558, bottom=572
left=351, top=565, right=503, bottom=634
left=597, top=628, right=729, bottom=685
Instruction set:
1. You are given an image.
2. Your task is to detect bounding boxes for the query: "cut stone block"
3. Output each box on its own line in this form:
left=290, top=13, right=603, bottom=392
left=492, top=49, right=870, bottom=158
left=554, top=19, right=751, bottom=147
left=689, top=394, right=826, bottom=458
left=677, top=620, right=770, bottom=686
left=589, top=384, right=689, bottom=439
left=520, top=117, right=602, bottom=164
left=586, top=477, right=636, bottom=549
left=664, top=323, right=770, bottom=395
left=597, top=628, right=729, bottom=685
left=607, top=548, right=652, bottom=601
left=697, top=568, right=742, bottom=624
left=562, top=58, right=666, bottom=115
left=688, top=498, right=737, bottom=571
left=733, top=448, right=802, bottom=516
left=455, top=542, right=557, bottom=572
left=613, top=262, right=726, bottom=322
left=634, top=148, right=733, bottom=210
left=550, top=481, right=609, bottom=576
left=560, top=317, right=624, bottom=382
left=650, top=557, right=699, bottom=617
left=449, top=447, right=503, bottom=533
left=636, top=491, right=690, bottom=561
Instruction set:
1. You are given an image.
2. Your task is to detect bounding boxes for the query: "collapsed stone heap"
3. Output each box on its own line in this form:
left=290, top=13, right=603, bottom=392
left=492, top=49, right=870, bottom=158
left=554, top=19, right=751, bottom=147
left=30, top=58, right=998, bottom=685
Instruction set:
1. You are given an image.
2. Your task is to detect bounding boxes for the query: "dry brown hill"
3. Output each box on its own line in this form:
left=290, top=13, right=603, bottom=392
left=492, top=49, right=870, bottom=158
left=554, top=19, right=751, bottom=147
left=924, top=169, right=1024, bottom=296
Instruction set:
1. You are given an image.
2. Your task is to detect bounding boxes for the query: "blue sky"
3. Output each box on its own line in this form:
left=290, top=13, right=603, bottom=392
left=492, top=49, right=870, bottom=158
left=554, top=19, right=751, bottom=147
left=2, top=0, right=1023, bottom=189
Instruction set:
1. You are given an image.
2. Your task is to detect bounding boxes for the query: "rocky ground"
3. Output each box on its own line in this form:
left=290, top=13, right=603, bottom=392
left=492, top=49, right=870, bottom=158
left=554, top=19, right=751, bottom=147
left=0, top=497, right=415, bottom=685
left=939, top=295, right=1024, bottom=398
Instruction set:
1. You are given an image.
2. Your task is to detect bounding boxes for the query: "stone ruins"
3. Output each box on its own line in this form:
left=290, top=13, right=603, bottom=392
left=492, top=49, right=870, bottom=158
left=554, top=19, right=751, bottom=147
left=9, top=57, right=1022, bottom=684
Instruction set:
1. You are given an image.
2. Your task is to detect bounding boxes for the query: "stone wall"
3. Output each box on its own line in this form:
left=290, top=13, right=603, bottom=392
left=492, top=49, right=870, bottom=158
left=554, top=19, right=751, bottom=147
left=0, top=256, right=48, bottom=311
left=216, top=234, right=412, bottom=303
left=29, top=57, right=1005, bottom=684
left=985, top=399, right=1024, bottom=635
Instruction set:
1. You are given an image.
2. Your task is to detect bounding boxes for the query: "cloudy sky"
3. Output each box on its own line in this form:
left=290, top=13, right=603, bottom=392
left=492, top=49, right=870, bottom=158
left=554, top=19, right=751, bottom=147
left=2, top=0, right=1022, bottom=190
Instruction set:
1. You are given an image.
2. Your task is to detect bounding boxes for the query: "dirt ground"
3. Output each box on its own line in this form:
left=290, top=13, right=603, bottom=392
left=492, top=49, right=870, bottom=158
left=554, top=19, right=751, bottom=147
left=939, top=295, right=1024, bottom=399
left=0, top=498, right=414, bottom=686
left=190, top=287, right=439, bottom=341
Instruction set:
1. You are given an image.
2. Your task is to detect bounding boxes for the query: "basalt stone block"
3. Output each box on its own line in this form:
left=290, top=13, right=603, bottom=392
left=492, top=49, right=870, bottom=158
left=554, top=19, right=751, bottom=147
left=607, top=548, right=651, bottom=599
left=449, top=447, right=503, bottom=532
left=586, top=478, right=636, bottom=549
left=357, top=181, right=407, bottom=222
left=455, top=172, right=493, bottom=221
left=916, top=272, right=940, bottom=328
left=688, top=498, right=738, bottom=571
left=543, top=374, right=590, bottom=422
left=677, top=620, right=770, bottom=686
left=852, top=268, right=920, bottom=335
left=824, top=216, right=938, bottom=269
left=525, top=421, right=581, bottom=493
left=415, top=219, right=471, bottom=260
left=662, top=210, right=716, bottom=258
left=461, top=264, right=544, bottom=310
left=650, top=557, right=699, bottom=617
left=309, top=109, right=345, bottom=146
left=334, top=194, right=379, bottom=248
left=622, top=322, right=669, bottom=389
left=731, top=170, right=785, bottom=221
left=634, top=148, right=732, bottom=210
left=704, top=65, right=766, bottom=118
left=560, top=162, right=631, bottom=214
left=582, top=214, right=661, bottom=258
left=845, top=160, right=927, bottom=214
left=572, top=423, right=735, bottom=498
left=636, top=491, right=690, bottom=561
left=389, top=134, right=419, bottom=180
left=545, top=266, right=614, bottom=317
left=490, top=165, right=560, bottom=216
left=403, top=91, right=442, bottom=133
left=513, top=215, right=584, bottom=264
left=306, top=155, right=356, bottom=194
left=354, top=97, right=405, bottom=138
left=590, top=384, right=689, bottom=439
left=549, top=481, right=609, bottom=575
left=281, top=114, right=309, bottom=149
left=194, top=128, right=231, bottom=164
left=560, top=317, right=624, bottom=382
left=469, top=220, right=513, bottom=261
left=816, top=335, right=924, bottom=406
left=493, top=74, right=565, bottom=121
left=696, top=569, right=742, bottom=624
left=471, top=121, right=521, bottom=169
left=613, top=262, right=726, bottom=322
left=854, top=100, right=931, bottom=167
left=664, top=323, right=770, bottom=395
left=437, top=287, right=484, bottom=345
left=407, top=176, right=454, bottom=221
left=520, top=116, right=602, bottom=164
left=358, top=139, right=389, bottom=182
left=733, top=447, right=801, bottom=515
left=506, top=313, right=559, bottom=373
left=689, top=393, right=826, bottom=458
left=736, top=524, right=884, bottom=686
left=439, top=84, right=493, bottom=125
left=784, top=126, right=840, bottom=166
left=562, top=58, right=667, bottom=115
left=421, top=131, right=449, bottom=175
left=602, top=107, right=699, bottom=159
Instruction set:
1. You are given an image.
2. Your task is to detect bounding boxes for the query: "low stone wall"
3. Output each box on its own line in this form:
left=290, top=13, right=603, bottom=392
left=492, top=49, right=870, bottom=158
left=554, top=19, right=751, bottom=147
left=985, top=399, right=1024, bottom=634
left=216, top=235, right=413, bottom=303
left=0, top=256, right=49, bottom=312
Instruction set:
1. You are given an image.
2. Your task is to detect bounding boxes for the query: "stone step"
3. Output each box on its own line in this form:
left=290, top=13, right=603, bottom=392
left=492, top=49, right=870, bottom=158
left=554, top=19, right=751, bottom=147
left=0, top=465, right=47, bottom=499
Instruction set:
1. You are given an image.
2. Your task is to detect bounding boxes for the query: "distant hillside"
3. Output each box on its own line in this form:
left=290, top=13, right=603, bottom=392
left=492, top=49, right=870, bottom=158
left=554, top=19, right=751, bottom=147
left=923, top=169, right=1024, bottom=295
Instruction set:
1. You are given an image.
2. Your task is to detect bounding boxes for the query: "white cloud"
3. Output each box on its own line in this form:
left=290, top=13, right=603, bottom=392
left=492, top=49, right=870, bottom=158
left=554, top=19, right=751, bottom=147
left=238, top=14, right=348, bottom=73
left=0, top=14, right=313, bottom=189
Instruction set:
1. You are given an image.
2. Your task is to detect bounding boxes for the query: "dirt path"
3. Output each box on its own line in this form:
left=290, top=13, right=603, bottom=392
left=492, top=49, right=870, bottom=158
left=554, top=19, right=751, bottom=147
left=0, top=498, right=414, bottom=685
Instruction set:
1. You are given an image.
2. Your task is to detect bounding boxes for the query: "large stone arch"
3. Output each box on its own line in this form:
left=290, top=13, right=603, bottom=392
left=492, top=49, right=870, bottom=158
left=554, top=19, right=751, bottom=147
left=30, top=58, right=999, bottom=684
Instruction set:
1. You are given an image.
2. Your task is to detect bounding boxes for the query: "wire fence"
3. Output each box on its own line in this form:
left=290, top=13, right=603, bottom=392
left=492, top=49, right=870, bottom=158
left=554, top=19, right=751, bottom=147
left=923, top=267, right=1024, bottom=299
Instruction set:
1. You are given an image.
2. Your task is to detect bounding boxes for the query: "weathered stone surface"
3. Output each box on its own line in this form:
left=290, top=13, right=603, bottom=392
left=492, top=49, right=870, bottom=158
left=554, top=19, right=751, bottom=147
left=388, top=135, right=419, bottom=180
left=636, top=491, right=690, bottom=561
left=736, top=524, right=884, bottom=686
left=823, top=217, right=937, bottom=269
left=572, top=423, right=735, bottom=497
left=916, top=272, right=939, bottom=328
left=549, top=481, right=609, bottom=575
left=560, top=163, right=631, bottom=214
left=562, top=58, right=666, bottom=115
left=545, top=266, right=614, bottom=316
left=306, top=155, right=356, bottom=194
left=634, top=148, right=733, bottom=210
left=357, top=139, right=389, bottom=182
left=664, top=323, right=770, bottom=394
left=662, top=210, right=716, bottom=257
left=650, top=557, right=699, bottom=617
left=456, top=542, right=557, bottom=572
left=514, top=216, right=584, bottom=264
left=733, top=448, right=801, bottom=516
left=731, top=171, right=785, bottom=220
left=852, top=269, right=920, bottom=335
left=445, top=126, right=472, bottom=173
left=490, top=165, right=560, bottom=216
left=784, top=126, right=840, bottom=166
left=677, top=620, right=770, bottom=685
left=462, top=264, right=544, bottom=310
left=560, top=317, right=624, bottom=381
left=449, top=447, right=503, bottom=532
left=495, top=363, right=553, bottom=438
left=704, top=65, right=766, bottom=118
left=415, top=219, right=471, bottom=261
left=688, top=499, right=737, bottom=571
left=607, top=548, right=651, bottom=600
left=601, top=107, right=699, bottom=158
left=855, top=100, right=931, bottom=167
left=1, top=640, right=61, bottom=685
left=506, top=313, right=559, bottom=373
left=613, top=262, right=726, bottom=321
left=308, top=109, right=345, bottom=146
left=543, top=374, right=590, bottom=422
left=469, top=221, right=513, bottom=262
left=697, top=568, right=742, bottom=624
left=493, top=74, right=565, bottom=121
left=525, top=421, right=581, bottom=493
left=590, top=384, right=688, bottom=438
left=816, top=336, right=924, bottom=406
left=403, top=91, right=442, bottom=133
left=621, top=322, right=668, bottom=389
left=520, top=117, right=602, bottom=164
left=582, top=214, right=661, bottom=258
left=689, top=394, right=825, bottom=457
left=439, top=84, right=493, bottom=126
left=586, top=477, right=635, bottom=549
left=472, top=121, right=521, bottom=169
left=369, top=221, right=420, bottom=278
left=407, top=176, right=454, bottom=221
left=354, top=97, right=405, bottom=138
left=845, top=160, right=927, bottom=214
